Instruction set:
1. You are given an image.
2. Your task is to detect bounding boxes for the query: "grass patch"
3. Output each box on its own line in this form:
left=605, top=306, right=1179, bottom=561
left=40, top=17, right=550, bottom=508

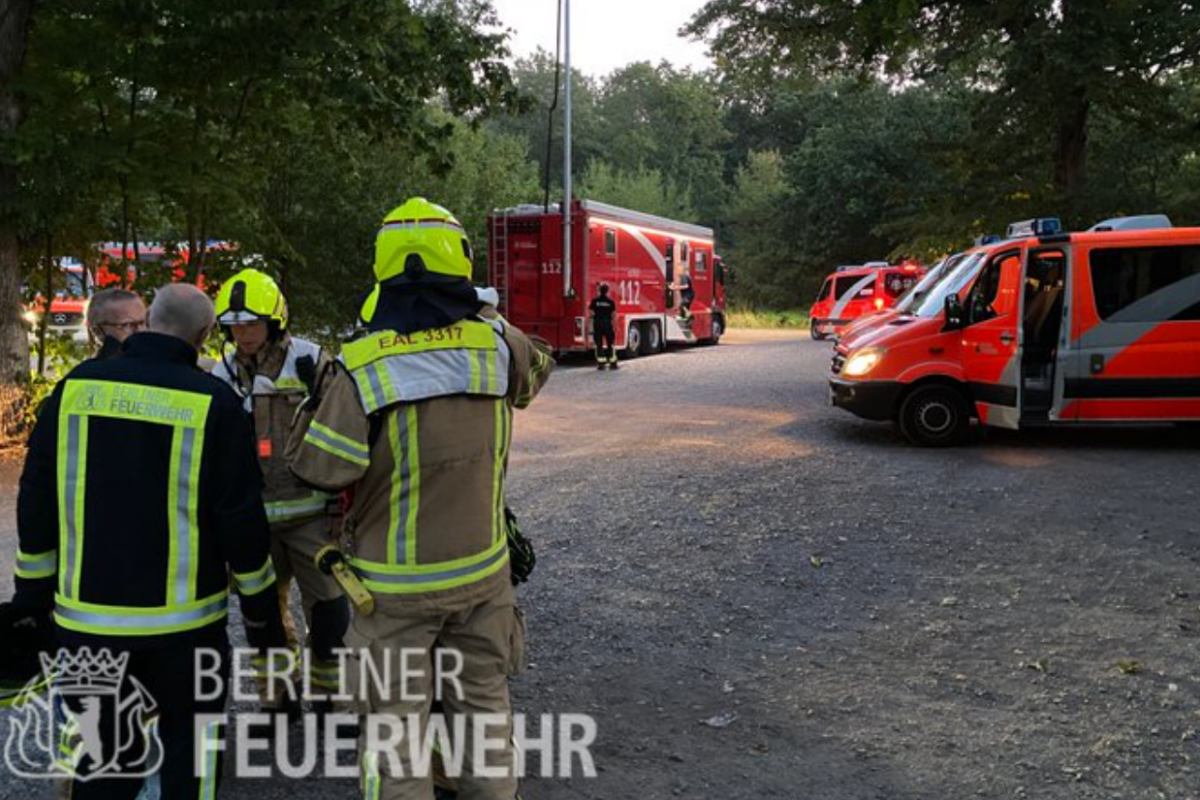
left=726, top=308, right=810, bottom=329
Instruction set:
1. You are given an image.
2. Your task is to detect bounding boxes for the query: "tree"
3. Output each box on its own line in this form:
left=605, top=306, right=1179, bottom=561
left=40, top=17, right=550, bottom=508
left=577, top=161, right=694, bottom=220
left=0, top=0, right=34, bottom=384
left=688, top=0, right=1200, bottom=218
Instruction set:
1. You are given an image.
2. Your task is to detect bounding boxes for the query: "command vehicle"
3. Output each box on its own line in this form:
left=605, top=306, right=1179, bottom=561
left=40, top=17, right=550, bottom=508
left=830, top=217, right=1200, bottom=445
left=810, top=262, right=925, bottom=340
left=487, top=201, right=727, bottom=356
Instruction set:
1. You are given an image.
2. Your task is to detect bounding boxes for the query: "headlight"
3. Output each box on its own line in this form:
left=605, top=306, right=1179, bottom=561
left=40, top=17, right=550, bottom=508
left=842, top=349, right=883, bottom=377
left=22, top=309, right=39, bottom=326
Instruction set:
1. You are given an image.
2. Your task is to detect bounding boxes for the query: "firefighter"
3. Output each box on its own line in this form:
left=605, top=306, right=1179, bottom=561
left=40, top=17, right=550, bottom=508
left=84, top=287, right=146, bottom=359
left=589, top=282, right=618, bottom=369
left=212, top=268, right=350, bottom=715
left=289, top=197, right=553, bottom=800
left=13, top=283, right=286, bottom=798
left=677, top=269, right=695, bottom=324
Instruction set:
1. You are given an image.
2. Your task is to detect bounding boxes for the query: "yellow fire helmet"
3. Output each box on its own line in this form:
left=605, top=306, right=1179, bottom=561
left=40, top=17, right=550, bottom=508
left=375, top=197, right=473, bottom=282
left=215, top=268, right=288, bottom=331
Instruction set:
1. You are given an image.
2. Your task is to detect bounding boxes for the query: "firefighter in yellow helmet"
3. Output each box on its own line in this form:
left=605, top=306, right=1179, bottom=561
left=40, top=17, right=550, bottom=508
left=212, top=268, right=349, bottom=717
left=289, top=198, right=553, bottom=799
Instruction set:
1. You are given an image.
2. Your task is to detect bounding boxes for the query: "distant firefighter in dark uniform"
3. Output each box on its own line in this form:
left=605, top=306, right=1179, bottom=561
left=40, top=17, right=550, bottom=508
left=589, top=283, right=618, bottom=370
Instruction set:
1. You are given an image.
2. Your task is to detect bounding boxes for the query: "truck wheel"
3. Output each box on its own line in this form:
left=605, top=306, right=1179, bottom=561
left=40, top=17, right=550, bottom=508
left=644, top=321, right=663, bottom=354
left=701, top=315, right=723, bottom=346
left=898, top=385, right=972, bottom=447
left=623, top=323, right=641, bottom=359
left=810, top=320, right=825, bottom=341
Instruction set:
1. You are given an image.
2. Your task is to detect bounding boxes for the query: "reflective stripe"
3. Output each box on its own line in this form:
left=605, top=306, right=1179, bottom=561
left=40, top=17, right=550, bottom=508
left=341, top=321, right=501, bottom=370
left=386, top=407, right=420, bottom=564
left=346, top=341, right=511, bottom=415
left=234, top=559, right=277, bottom=596
left=55, top=592, right=229, bottom=636
left=362, top=749, right=382, bottom=800
left=58, top=414, right=87, bottom=599
left=491, top=400, right=509, bottom=543
left=265, top=493, right=330, bottom=524
left=168, top=426, right=201, bottom=605
left=61, top=380, right=211, bottom=429
left=304, top=421, right=370, bottom=467
left=350, top=540, right=509, bottom=594
left=381, top=218, right=464, bottom=232
left=15, top=549, right=57, bottom=580
left=198, top=718, right=222, bottom=800
left=212, top=338, right=322, bottom=402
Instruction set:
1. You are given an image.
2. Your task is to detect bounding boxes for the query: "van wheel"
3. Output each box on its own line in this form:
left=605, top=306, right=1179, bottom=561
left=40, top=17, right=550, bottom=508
left=644, top=321, right=663, bottom=354
left=623, top=323, right=641, bottom=359
left=810, top=320, right=825, bottom=341
left=898, top=385, right=972, bottom=447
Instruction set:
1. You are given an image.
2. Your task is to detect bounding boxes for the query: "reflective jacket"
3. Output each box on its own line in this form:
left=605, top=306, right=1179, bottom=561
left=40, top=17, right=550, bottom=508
left=288, top=309, right=553, bottom=608
left=211, top=334, right=333, bottom=527
left=15, top=333, right=280, bottom=647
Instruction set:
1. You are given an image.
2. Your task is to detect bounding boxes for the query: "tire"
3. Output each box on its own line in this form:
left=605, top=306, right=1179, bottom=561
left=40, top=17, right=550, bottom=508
left=810, top=320, right=825, bottom=341
left=898, top=384, right=972, bottom=447
left=701, top=315, right=723, bottom=346
left=623, top=322, right=641, bottom=359
left=644, top=321, right=663, bottom=355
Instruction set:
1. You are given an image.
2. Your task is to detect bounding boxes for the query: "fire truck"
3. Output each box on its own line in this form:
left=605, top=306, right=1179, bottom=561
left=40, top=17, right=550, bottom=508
left=487, top=201, right=728, bottom=356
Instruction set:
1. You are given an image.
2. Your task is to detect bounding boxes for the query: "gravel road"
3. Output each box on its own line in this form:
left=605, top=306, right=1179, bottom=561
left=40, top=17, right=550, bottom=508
left=3, top=329, right=1199, bottom=799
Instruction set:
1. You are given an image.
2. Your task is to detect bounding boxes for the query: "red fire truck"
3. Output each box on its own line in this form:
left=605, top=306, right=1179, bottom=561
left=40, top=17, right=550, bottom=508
left=487, top=201, right=728, bottom=356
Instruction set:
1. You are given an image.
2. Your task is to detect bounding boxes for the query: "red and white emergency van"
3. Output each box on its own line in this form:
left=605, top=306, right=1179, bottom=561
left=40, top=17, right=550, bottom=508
left=829, top=216, right=1200, bottom=445
left=810, top=262, right=925, bottom=340
left=487, top=200, right=728, bottom=356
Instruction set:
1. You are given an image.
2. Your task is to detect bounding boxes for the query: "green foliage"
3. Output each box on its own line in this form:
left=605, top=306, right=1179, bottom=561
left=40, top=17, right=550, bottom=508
left=577, top=162, right=694, bottom=221
left=725, top=307, right=809, bottom=330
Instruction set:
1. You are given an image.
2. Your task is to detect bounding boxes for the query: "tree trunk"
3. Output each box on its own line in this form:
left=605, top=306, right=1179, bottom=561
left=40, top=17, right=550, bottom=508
left=0, top=0, right=35, bottom=385
left=1053, top=93, right=1090, bottom=217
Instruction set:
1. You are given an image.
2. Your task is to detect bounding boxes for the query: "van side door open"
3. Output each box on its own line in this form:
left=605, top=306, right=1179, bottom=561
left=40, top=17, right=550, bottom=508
left=960, top=249, right=1023, bottom=429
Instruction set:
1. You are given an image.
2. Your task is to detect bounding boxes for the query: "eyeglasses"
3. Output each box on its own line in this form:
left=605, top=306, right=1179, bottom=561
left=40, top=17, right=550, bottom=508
left=100, top=319, right=147, bottom=332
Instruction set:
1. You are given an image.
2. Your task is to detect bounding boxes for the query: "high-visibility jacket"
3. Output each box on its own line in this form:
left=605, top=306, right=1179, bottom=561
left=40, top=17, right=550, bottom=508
left=15, top=333, right=281, bottom=646
left=211, top=334, right=333, bottom=527
left=288, top=309, right=553, bottom=606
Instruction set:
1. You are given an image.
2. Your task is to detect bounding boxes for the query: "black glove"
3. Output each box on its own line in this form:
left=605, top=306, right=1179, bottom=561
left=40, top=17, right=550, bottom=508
left=0, top=602, right=56, bottom=695
left=506, top=507, right=536, bottom=586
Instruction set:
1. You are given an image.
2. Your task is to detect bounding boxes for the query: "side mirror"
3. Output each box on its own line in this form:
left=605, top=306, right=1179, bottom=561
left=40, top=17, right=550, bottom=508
left=943, top=294, right=965, bottom=331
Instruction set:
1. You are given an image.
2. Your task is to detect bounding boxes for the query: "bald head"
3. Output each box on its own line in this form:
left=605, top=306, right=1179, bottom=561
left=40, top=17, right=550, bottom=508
left=149, top=284, right=216, bottom=350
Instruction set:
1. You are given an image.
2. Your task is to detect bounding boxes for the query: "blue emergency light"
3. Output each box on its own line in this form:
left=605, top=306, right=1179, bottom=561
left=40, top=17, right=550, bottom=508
left=974, top=234, right=1001, bottom=247
left=1005, top=218, right=1062, bottom=239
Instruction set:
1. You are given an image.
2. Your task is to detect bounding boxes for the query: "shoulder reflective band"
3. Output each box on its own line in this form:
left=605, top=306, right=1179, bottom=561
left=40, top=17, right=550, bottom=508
left=341, top=320, right=498, bottom=371
left=349, top=538, right=509, bottom=595
left=304, top=421, right=370, bottom=467
left=233, top=558, right=277, bottom=596
left=61, top=380, right=212, bottom=429
left=15, top=548, right=57, bottom=580
left=54, top=591, right=229, bottom=636
left=265, top=492, right=331, bottom=524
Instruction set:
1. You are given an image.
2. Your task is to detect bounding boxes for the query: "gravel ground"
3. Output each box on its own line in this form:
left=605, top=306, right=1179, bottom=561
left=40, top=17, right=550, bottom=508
left=3, top=329, right=1200, bottom=799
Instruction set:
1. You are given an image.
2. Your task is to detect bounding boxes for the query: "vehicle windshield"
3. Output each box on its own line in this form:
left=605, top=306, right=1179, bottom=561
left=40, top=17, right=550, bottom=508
left=911, top=252, right=987, bottom=318
left=893, top=259, right=948, bottom=312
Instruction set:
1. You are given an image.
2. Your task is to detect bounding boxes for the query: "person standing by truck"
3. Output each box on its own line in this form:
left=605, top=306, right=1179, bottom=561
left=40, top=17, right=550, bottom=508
left=589, top=283, right=618, bottom=369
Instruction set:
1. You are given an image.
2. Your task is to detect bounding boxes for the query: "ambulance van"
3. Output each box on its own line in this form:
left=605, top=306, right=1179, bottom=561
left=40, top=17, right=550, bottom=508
left=829, top=217, right=1200, bottom=445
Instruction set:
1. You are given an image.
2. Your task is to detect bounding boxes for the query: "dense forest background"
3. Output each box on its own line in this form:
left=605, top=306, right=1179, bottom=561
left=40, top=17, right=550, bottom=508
left=1, top=0, right=1198, bottom=384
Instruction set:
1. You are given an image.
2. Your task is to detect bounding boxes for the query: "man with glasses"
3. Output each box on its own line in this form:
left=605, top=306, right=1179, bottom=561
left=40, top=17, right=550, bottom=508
left=85, top=288, right=146, bottom=360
